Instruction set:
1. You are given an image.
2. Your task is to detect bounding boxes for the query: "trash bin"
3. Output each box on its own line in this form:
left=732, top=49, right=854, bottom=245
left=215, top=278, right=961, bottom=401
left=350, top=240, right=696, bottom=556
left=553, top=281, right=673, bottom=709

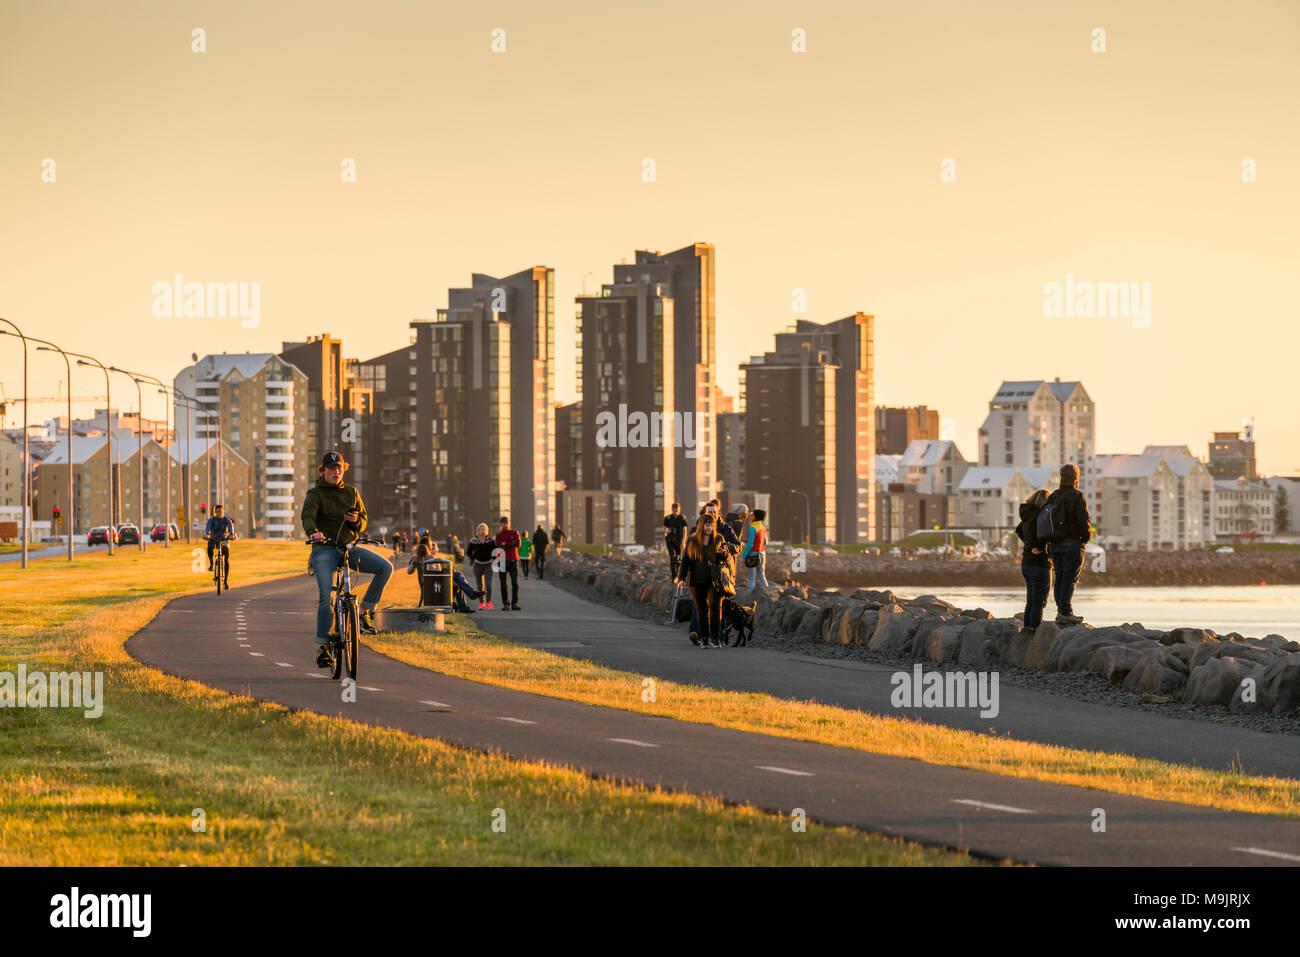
left=418, top=558, right=452, bottom=608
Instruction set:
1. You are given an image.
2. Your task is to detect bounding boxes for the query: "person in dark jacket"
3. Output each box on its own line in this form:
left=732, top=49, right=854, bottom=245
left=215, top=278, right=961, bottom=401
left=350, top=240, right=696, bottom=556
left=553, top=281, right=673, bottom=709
left=1014, top=489, right=1053, bottom=634
left=1044, top=463, right=1091, bottom=626
left=686, top=502, right=741, bottom=639
left=303, top=450, right=393, bottom=665
left=494, top=516, right=521, bottom=610
left=675, top=513, right=738, bottom=648
left=532, top=526, right=549, bottom=579
left=662, top=502, right=687, bottom=580
left=466, top=523, right=497, bottom=609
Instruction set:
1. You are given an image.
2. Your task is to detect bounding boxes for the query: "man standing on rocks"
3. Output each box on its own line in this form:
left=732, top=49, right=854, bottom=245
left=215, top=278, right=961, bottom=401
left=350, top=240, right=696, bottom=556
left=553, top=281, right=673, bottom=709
left=663, top=502, right=687, bottom=580
left=1045, top=463, right=1091, bottom=626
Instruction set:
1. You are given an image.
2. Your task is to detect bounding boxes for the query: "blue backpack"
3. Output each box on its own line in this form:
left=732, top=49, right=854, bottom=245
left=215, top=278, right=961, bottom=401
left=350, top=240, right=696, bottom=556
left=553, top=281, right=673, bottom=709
left=1036, top=499, right=1067, bottom=543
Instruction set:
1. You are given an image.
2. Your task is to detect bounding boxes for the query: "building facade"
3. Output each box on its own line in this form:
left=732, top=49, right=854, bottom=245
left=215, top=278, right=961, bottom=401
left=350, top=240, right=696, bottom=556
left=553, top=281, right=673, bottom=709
left=978, top=379, right=1096, bottom=500
left=876, top=405, right=940, bottom=455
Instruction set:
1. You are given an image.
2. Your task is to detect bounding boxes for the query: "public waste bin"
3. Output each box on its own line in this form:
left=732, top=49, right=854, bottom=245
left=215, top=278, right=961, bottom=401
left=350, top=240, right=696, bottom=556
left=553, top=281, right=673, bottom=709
left=419, top=558, right=453, bottom=608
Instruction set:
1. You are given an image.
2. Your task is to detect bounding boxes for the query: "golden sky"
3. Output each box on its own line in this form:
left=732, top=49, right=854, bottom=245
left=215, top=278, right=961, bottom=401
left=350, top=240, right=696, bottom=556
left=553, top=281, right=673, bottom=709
left=2, top=0, right=1297, bottom=473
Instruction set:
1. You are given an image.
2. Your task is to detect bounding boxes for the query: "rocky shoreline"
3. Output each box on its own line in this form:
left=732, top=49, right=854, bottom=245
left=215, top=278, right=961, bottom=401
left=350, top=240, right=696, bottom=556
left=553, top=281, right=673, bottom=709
left=758, top=549, right=1300, bottom=589
left=544, top=552, right=1300, bottom=735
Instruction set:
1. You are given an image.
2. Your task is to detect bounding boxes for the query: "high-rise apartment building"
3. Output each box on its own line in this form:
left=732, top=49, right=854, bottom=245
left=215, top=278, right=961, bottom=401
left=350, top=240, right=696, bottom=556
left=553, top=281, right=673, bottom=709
left=174, top=353, right=310, bottom=538
left=715, top=390, right=745, bottom=496
left=745, top=315, right=874, bottom=543
left=575, top=269, right=676, bottom=544
left=555, top=401, right=582, bottom=490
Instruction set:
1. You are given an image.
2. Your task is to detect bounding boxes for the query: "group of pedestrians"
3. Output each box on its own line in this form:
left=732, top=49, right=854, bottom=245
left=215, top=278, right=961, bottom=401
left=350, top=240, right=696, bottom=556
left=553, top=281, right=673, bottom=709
left=464, top=519, right=565, bottom=610
left=1015, top=463, right=1092, bottom=632
left=665, top=499, right=769, bottom=648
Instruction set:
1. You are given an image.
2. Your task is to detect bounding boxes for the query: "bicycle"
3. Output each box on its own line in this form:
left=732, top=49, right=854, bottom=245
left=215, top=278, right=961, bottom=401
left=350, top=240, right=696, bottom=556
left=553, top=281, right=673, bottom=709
left=308, top=521, right=381, bottom=681
left=209, top=536, right=232, bottom=595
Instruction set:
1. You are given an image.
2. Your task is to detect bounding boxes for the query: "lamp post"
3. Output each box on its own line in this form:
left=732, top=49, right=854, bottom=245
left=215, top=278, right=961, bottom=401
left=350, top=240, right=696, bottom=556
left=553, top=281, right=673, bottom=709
left=132, top=373, right=171, bottom=547
left=33, top=341, right=74, bottom=560
left=72, top=353, right=113, bottom=556
left=790, top=488, right=811, bottom=545
left=108, top=367, right=147, bottom=552
left=0, top=321, right=29, bottom=567
left=170, top=387, right=199, bottom=543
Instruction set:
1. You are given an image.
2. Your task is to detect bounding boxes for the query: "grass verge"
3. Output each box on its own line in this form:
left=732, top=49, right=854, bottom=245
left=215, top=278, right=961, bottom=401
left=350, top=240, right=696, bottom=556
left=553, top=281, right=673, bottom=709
left=366, top=573, right=1298, bottom=820
left=0, top=542, right=984, bottom=865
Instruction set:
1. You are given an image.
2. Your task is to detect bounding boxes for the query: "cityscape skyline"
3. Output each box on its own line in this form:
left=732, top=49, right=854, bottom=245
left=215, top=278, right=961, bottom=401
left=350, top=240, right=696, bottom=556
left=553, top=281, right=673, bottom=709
left=3, top=2, right=1298, bottom=475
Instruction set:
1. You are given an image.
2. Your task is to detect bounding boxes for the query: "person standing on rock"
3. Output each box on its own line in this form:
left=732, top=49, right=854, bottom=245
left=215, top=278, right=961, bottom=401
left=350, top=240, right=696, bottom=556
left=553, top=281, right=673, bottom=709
left=533, top=525, right=549, bottom=579
left=663, top=502, right=687, bottom=580
left=1043, top=463, right=1091, bottom=626
left=1015, top=489, right=1053, bottom=634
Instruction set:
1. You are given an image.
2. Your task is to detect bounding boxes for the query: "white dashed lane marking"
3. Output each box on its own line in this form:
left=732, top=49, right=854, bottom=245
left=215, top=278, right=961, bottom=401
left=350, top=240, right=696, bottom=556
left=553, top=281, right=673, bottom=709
left=755, top=765, right=814, bottom=777
left=498, top=717, right=538, bottom=725
left=1230, top=846, right=1300, bottom=862
left=419, top=700, right=451, bottom=708
left=359, top=686, right=382, bottom=692
left=275, top=662, right=294, bottom=668
left=249, top=652, right=264, bottom=657
left=952, top=799, right=1036, bottom=815
left=609, top=738, right=659, bottom=748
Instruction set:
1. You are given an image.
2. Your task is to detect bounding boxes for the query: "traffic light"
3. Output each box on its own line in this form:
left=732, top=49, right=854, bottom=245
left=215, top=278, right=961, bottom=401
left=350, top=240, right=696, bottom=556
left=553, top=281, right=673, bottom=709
left=200, top=502, right=207, bottom=515
left=52, top=506, right=61, bottom=525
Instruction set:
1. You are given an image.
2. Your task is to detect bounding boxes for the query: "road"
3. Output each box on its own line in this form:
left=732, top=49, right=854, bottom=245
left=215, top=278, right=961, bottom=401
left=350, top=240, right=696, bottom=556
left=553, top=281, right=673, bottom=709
left=125, top=575, right=1300, bottom=866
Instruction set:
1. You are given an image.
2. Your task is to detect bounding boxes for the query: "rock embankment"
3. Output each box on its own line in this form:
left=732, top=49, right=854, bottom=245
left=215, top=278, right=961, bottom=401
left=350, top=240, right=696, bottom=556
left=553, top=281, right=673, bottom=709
left=754, top=548, right=1300, bottom=589
left=547, top=552, right=1300, bottom=716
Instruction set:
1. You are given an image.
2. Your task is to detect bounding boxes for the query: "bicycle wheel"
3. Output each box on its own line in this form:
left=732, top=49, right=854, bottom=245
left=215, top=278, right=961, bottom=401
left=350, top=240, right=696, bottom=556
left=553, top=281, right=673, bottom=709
left=330, top=601, right=344, bottom=680
left=344, top=600, right=359, bottom=680
left=215, top=554, right=224, bottom=595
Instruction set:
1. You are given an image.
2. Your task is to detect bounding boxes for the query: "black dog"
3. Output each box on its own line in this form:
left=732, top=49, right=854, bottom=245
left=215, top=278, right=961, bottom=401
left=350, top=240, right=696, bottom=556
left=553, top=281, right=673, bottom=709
left=720, top=598, right=756, bottom=647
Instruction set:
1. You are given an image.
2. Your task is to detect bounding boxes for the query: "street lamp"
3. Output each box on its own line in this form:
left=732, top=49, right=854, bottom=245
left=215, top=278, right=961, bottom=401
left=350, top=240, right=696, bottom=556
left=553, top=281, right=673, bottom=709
left=169, top=387, right=200, bottom=543
left=107, top=366, right=147, bottom=552
left=33, top=341, right=74, bottom=561
left=72, top=353, right=113, bottom=555
left=0, top=321, right=30, bottom=567
left=790, top=488, right=811, bottom=545
left=132, top=373, right=171, bottom=548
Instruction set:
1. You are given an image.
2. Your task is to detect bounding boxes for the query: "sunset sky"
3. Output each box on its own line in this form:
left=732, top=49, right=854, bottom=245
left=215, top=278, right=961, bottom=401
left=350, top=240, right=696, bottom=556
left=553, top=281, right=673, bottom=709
left=2, top=0, right=1297, bottom=473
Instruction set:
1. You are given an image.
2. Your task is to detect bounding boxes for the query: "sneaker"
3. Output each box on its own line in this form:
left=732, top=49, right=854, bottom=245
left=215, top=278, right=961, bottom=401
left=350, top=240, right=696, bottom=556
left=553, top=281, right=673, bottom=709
left=478, top=601, right=486, bottom=610
left=709, top=635, right=722, bottom=648
left=359, top=609, right=377, bottom=634
left=511, top=603, right=520, bottom=611
left=315, top=646, right=332, bottom=668
left=689, top=631, right=701, bottom=646
left=486, top=601, right=494, bottom=610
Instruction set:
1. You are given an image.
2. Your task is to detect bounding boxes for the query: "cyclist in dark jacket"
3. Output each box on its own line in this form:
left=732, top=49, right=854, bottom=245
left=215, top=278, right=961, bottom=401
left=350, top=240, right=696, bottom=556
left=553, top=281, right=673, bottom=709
left=1014, top=489, right=1053, bottom=634
left=302, top=451, right=393, bottom=666
left=204, top=504, right=237, bottom=587
left=1044, top=464, right=1091, bottom=626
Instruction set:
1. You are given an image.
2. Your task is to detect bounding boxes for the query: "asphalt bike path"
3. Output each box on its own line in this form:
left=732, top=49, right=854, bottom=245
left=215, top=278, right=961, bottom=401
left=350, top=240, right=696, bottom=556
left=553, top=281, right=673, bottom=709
left=125, top=575, right=1300, bottom=865
left=475, top=575, right=1300, bottom=781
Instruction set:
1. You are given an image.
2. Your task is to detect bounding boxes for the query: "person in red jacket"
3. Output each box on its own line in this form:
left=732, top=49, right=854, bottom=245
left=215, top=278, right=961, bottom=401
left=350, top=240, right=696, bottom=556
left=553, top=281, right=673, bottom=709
left=494, top=515, right=522, bottom=610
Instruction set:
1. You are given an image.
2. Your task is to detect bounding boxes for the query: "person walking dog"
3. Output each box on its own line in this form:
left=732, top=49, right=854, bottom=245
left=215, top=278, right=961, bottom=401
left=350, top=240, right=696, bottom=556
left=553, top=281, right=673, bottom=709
left=675, top=512, right=739, bottom=649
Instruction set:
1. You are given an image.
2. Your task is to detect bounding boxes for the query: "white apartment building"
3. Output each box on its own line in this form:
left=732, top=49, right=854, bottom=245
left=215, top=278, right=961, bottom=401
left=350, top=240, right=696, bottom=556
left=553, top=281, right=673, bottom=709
left=978, top=379, right=1096, bottom=498
left=1213, top=477, right=1274, bottom=542
left=174, top=353, right=310, bottom=538
left=956, top=465, right=1053, bottom=531
left=898, top=439, right=971, bottom=495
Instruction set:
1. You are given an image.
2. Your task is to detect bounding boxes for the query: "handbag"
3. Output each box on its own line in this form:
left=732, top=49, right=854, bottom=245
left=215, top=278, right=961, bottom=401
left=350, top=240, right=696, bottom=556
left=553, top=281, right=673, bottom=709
left=744, top=552, right=761, bottom=568
left=708, top=551, right=737, bottom=596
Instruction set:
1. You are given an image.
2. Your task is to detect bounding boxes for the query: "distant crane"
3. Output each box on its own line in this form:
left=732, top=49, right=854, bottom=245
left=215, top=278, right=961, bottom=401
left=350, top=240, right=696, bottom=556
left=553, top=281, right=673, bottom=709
left=0, top=384, right=105, bottom=426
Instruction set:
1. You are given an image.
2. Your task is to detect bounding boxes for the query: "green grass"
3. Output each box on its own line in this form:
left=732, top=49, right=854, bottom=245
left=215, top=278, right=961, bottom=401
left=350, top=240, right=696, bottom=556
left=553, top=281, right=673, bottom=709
left=0, top=543, right=988, bottom=865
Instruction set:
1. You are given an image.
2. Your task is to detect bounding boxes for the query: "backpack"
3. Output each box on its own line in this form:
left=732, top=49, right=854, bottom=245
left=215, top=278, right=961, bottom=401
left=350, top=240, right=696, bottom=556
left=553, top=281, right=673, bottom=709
left=1036, top=498, right=1068, bottom=543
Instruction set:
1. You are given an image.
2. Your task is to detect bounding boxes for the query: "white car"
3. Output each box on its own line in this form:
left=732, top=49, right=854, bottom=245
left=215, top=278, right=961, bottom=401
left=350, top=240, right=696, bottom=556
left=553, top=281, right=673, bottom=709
left=1217, top=546, right=1234, bottom=554
left=621, top=544, right=646, bottom=555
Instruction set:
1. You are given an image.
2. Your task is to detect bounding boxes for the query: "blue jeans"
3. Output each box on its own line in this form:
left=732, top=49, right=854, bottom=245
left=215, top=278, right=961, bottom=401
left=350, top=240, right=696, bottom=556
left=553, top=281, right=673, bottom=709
left=1049, top=539, right=1085, bottom=619
left=746, top=552, right=768, bottom=590
left=309, top=544, right=393, bottom=642
left=1021, top=564, right=1051, bottom=630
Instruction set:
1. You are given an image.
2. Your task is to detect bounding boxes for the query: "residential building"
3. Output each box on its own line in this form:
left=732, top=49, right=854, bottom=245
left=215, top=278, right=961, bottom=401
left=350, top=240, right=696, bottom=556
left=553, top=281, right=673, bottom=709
left=978, top=379, right=1096, bottom=498
left=715, top=391, right=745, bottom=495
left=1, top=433, right=23, bottom=508
left=174, top=353, right=311, bottom=538
left=875, top=405, right=940, bottom=455
left=351, top=342, right=416, bottom=533
left=1213, top=477, right=1274, bottom=541
left=876, top=486, right=957, bottom=542
left=1266, top=477, right=1300, bottom=534
left=898, top=439, right=971, bottom=495
left=1141, top=445, right=1214, bottom=549
left=576, top=266, right=675, bottom=545
left=1094, top=454, right=1180, bottom=549
left=620, top=244, right=717, bottom=513
left=956, top=466, right=1053, bottom=532
left=555, top=401, right=582, bottom=491
left=555, top=489, right=635, bottom=546
left=34, top=436, right=112, bottom=534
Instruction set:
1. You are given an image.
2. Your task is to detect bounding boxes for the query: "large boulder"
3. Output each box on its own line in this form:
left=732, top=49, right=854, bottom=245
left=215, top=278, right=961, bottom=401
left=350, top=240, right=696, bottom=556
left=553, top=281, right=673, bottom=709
left=1023, top=622, right=1061, bottom=670
left=827, top=601, right=869, bottom=645
left=908, top=594, right=958, bottom=615
left=777, top=599, right=817, bottom=634
left=1045, top=625, right=1153, bottom=672
left=1251, top=657, right=1300, bottom=714
left=867, top=604, right=924, bottom=655
left=1087, top=644, right=1152, bottom=684
left=1184, top=656, right=1260, bottom=708
left=796, top=604, right=833, bottom=642
left=955, top=618, right=1020, bottom=666
left=918, top=622, right=968, bottom=664
left=852, top=610, right=880, bottom=644
left=1120, top=651, right=1189, bottom=696
left=1189, top=640, right=1278, bottom=671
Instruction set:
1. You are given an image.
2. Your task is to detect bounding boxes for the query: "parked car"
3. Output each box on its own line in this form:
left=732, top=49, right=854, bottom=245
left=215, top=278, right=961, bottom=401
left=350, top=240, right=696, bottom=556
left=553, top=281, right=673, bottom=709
left=87, top=526, right=118, bottom=546
left=116, top=524, right=141, bottom=545
left=149, top=524, right=180, bottom=542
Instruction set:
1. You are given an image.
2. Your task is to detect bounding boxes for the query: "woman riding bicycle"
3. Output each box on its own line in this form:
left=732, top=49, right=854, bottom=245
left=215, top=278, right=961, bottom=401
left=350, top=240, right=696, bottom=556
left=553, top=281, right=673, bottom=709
left=302, top=450, right=393, bottom=667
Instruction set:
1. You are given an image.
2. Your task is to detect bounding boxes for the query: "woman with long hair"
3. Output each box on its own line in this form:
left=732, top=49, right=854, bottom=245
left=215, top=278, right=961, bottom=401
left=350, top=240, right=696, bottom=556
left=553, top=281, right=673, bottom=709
left=675, top=512, right=736, bottom=648
left=1014, top=488, right=1053, bottom=634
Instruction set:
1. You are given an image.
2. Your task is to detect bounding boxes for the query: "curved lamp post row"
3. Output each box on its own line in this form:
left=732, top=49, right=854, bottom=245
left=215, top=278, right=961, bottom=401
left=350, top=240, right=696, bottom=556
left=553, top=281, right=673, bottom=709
left=0, top=320, right=217, bottom=563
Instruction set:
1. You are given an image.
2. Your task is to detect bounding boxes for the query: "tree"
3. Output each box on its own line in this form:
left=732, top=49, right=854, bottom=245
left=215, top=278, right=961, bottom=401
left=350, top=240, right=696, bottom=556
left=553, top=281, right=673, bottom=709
left=1275, top=484, right=1291, bottom=533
